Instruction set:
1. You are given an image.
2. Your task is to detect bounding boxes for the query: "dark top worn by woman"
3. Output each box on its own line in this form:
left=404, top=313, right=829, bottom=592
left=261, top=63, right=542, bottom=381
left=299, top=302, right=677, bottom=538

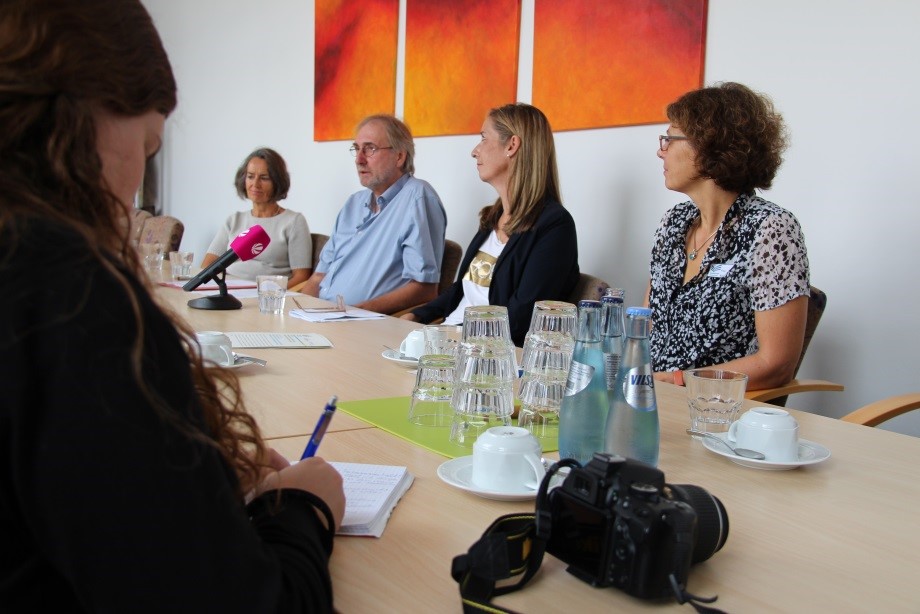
left=0, top=221, right=335, bottom=612
left=648, top=192, right=810, bottom=372
left=411, top=199, right=579, bottom=346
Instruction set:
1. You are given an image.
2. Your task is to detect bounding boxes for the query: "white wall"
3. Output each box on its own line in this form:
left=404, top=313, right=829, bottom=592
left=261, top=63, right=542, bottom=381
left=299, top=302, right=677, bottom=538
left=143, top=0, right=920, bottom=436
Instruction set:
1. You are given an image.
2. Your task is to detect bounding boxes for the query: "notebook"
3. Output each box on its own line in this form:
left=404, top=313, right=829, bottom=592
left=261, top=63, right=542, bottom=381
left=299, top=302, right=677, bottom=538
left=329, top=462, right=414, bottom=537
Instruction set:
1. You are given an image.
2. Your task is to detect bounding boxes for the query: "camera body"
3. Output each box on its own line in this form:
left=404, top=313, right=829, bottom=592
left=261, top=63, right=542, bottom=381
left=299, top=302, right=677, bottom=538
left=539, top=453, right=728, bottom=599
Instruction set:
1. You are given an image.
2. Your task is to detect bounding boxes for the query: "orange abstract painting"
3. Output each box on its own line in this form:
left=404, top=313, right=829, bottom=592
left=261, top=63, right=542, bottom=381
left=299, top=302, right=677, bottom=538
left=405, top=0, right=521, bottom=137
left=533, top=0, right=707, bottom=131
left=315, top=0, right=399, bottom=142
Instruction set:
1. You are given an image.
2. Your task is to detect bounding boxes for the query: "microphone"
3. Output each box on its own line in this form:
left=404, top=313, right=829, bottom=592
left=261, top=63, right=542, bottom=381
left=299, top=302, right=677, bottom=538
left=182, top=225, right=271, bottom=292
left=183, top=225, right=270, bottom=311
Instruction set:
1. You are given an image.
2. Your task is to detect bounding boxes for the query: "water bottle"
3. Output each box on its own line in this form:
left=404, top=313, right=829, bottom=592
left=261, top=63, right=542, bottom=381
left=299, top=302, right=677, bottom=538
left=558, top=300, right=608, bottom=464
left=604, top=307, right=659, bottom=466
left=601, top=288, right=625, bottom=393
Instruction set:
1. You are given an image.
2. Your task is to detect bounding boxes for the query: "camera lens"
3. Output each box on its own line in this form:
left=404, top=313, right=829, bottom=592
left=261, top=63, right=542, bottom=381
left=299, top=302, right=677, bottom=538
left=668, top=484, right=729, bottom=563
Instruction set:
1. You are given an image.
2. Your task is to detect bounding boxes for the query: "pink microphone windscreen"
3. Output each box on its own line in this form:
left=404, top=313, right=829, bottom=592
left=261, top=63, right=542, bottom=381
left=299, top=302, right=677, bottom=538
left=230, top=225, right=271, bottom=261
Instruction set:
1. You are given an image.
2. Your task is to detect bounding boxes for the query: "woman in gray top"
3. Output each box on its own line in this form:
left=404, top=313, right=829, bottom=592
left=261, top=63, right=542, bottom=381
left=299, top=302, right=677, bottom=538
left=203, top=148, right=312, bottom=288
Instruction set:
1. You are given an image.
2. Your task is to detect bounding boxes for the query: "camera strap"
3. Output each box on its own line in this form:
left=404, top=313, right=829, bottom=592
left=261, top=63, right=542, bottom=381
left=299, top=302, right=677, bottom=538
left=451, top=458, right=727, bottom=613
left=450, top=512, right=544, bottom=614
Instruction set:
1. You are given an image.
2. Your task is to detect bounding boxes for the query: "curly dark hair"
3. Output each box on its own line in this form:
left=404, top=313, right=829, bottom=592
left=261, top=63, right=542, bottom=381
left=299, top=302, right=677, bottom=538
left=234, top=147, right=291, bottom=202
left=0, top=0, right=266, bottom=496
left=667, top=82, right=788, bottom=194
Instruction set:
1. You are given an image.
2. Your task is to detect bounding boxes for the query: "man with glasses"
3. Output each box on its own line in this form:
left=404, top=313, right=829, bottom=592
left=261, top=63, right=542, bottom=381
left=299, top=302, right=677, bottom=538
left=301, top=114, right=447, bottom=314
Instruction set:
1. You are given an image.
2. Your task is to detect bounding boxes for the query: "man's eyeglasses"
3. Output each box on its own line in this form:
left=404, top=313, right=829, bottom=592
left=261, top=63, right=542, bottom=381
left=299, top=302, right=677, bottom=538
left=349, top=143, right=394, bottom=158
left=659, top=135, right=689, bottom=151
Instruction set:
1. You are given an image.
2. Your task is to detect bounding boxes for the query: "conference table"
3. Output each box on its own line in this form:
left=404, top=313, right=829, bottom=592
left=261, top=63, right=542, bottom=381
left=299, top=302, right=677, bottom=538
left=157, top=285, right=920, bottom=612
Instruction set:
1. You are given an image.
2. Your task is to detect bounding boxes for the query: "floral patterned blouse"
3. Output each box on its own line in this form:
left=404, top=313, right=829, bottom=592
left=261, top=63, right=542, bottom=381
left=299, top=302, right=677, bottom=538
left=648, top=192, right=810, bottom=372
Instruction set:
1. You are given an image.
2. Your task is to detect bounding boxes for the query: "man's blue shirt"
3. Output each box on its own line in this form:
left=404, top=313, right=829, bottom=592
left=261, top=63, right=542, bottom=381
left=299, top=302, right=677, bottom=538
left=315, top=174, right=447, bottom=305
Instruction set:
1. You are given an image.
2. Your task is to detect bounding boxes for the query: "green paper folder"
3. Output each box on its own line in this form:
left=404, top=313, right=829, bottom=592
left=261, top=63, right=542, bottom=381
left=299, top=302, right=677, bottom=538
left=337, top=397, right=558, bottom=459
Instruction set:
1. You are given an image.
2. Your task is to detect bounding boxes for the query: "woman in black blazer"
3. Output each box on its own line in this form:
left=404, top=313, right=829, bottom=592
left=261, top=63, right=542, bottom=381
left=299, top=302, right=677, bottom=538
left=404, top=103, right=579, bottom=346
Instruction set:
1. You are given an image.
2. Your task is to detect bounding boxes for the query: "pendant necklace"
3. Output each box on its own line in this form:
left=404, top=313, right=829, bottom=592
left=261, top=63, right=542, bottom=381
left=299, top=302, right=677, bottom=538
left=687, top=221, right=719, bottom=261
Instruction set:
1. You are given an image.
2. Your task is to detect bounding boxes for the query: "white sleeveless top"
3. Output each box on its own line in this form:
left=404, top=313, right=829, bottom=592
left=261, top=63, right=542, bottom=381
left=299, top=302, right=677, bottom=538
left=443, top=230, right=506, bottom=325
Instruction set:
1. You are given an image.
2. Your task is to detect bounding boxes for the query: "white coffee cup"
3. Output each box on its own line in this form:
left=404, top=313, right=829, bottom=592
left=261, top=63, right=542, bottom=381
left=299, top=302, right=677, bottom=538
left=399, top=329, right=425, bottom=359
left=196, top=331, right=233, bottom=367
left=728, top=407, right=799, bottom=461
left=471, top=426, right=545, bottom=492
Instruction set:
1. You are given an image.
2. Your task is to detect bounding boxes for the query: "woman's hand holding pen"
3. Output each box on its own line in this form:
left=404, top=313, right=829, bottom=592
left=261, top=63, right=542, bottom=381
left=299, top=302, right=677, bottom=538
left=254, top=449, right=346, bottom=531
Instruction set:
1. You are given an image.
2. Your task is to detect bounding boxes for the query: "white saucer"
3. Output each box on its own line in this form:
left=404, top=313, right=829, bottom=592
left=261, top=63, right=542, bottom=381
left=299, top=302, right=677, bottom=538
left=381, top=348, right=419, bottom=367
left=700, top=432, right=831, bottom=470
left=437, top=456, right=538, bottom=501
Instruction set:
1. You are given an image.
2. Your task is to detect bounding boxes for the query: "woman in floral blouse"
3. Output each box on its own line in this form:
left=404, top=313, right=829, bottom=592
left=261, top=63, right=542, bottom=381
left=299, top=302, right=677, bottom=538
left=647, top=82, right=810, bottom=390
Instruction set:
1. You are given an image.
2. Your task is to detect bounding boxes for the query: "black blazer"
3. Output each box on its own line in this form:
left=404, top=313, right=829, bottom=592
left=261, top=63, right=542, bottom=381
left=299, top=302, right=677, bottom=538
left=412, top=199, right=579, bottom=346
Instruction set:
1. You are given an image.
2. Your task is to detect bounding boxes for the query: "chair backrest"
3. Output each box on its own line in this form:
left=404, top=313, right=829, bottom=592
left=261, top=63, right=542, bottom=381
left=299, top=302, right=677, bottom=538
left=769, top=285, right=827, bottom=407
left=567, top=272, right=611, bottom=303
left=841, top=393, right=920, bottom=427
left=139, top=215, right=184, bottom=252
left=438, top=240, right=463, bottom=295
left=797, top=286, right=826, bottom=377
left=130, top=209, right=153, bottom=246
left=311, top=233, right=329, bottom=269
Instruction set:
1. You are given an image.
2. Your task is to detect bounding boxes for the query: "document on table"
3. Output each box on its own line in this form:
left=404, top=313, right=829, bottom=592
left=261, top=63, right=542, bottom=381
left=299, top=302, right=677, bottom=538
left=159, top=278, right=257, bottom=291
left=290, top=307, right=385, bottom=323
left=329, top=462, right=414, bottom=537
left=225, top=332, right=332, bottom=348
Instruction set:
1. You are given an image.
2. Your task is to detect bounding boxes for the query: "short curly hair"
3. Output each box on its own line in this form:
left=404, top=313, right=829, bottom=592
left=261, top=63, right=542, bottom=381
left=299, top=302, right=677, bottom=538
left=667, top=82, right=788, bottom=194
left=234, top=148, right=290, bottom=201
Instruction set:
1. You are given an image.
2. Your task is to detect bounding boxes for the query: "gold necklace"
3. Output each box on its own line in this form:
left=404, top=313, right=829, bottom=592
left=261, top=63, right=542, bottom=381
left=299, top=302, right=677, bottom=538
left=687, top=221, right=719, bottom=261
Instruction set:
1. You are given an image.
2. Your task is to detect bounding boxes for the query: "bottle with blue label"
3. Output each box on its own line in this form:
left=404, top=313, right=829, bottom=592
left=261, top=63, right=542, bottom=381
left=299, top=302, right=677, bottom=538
left=558, top=300, right=608, bottom=465
left=604, top=306, right=659, bottom=466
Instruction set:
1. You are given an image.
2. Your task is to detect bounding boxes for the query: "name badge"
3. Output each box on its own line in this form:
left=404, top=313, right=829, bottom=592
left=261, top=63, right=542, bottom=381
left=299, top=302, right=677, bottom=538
left=708, top=263, right=734, bottom=278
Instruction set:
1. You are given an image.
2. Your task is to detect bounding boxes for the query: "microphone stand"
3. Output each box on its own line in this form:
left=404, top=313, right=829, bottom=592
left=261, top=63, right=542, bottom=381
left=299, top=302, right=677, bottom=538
left=187, top=269, right=243, bottom=310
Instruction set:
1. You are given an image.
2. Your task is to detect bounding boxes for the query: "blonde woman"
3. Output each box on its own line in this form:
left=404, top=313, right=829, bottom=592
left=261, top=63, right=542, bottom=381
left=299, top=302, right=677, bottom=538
left=404, top=103, right=579, bottom=345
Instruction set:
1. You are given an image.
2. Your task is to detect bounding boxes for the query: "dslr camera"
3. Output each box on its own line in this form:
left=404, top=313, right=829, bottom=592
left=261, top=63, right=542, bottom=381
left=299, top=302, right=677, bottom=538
left=537, top=452, right=729, bottom=599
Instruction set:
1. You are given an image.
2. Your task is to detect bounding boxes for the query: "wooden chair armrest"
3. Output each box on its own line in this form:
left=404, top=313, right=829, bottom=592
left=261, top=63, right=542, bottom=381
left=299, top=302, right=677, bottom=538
left=841, top=393, right=920, bottom=427
left=289, top=281, right=307, bottom=293
left=745, top=379, right=845, bottom=403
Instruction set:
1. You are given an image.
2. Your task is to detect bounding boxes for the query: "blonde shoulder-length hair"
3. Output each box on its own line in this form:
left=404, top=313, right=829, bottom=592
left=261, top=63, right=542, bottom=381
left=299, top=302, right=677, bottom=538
left=478, top=103, right=562, bottom=234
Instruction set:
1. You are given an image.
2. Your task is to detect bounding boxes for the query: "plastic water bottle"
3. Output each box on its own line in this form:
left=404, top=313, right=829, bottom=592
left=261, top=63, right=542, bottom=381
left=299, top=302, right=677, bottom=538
left=601, top=288, right=625, bottom=393
left=558, top=300, right=608, bottom=465
left=604, top=307, right=660, bottom=466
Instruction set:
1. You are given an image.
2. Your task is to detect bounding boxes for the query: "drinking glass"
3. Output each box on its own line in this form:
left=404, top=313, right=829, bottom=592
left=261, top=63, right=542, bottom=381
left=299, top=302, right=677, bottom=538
left=169, top=250, right=194, bottom=279
left=408, top=354, right=455, bottom=427
left=461, top=305, right=513, bottom=350
left=140, top=242, right=164, bottom=275
left=423, top=324, right=461, bottom=356
left=256, top=275, right=287, bottom=314
left=517, top=301, right=577, bottom=442
left=685, top=369, right=749, bottom=436
left=449, top=344, right=516, bottom=449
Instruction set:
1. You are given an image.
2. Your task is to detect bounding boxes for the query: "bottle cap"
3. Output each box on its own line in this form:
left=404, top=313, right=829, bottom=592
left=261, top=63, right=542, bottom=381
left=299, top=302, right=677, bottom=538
left=578, top=300, right=601, bottom=308
left=626, top=307, right=652, bottom=317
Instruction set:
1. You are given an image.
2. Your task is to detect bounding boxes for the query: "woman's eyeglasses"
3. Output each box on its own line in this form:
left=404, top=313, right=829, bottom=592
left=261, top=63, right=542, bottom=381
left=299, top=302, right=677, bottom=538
left=658, top=135, right=689, bottom=151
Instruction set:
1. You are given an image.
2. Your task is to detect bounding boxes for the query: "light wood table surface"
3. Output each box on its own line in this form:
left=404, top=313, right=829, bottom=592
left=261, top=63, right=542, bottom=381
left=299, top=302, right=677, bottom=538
left=156, top=286, right=420, bottom=438
left=157, top=284, right=920, bottom=611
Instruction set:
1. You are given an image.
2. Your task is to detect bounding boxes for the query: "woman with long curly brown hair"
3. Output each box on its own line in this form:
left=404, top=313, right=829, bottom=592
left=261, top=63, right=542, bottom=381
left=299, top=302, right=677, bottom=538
left=0, top=0, right=343, bottom=610
left=647, top=82, right=810, bottom=390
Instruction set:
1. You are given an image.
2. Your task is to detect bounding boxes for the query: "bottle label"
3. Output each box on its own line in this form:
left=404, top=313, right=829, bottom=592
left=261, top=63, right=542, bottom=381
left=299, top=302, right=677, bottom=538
left=564, top=360, right=594, bottom=396
left=603, top=352, right=621, bottom=390
left=622, top=366, right=656, bottom=410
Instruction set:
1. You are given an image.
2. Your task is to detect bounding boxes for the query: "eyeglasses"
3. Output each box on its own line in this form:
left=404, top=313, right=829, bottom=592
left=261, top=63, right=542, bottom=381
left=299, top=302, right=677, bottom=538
left=349, top=143, right=394, bottom=158
left=659, top=135, right=689, bottom=151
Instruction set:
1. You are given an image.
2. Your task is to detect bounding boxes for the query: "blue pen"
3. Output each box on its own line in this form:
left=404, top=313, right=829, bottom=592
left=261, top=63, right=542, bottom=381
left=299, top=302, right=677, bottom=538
left=301, top=396, right=338, bottom=459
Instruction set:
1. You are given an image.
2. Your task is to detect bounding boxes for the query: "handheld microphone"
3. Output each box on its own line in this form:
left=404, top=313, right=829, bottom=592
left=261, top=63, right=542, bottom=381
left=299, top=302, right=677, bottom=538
left=182, top=225, right=271, bottom=292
